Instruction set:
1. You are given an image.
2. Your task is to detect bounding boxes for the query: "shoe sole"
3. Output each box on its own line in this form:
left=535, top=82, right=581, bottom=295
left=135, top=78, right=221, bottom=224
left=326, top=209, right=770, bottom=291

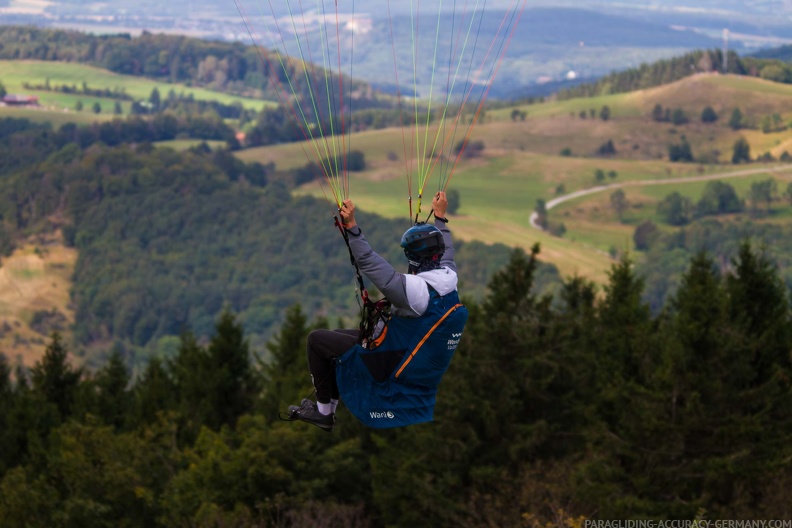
left=295, top=415, right=334, bottom=431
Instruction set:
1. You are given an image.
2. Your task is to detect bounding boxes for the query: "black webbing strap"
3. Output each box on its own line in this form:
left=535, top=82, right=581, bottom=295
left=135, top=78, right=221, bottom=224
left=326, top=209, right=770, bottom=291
left=334, top=215, right=369, bottom=305
left=333, top=216, right=389, bottom=344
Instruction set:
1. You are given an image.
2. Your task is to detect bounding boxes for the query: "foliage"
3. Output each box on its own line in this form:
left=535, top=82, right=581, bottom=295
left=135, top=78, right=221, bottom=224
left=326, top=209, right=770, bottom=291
left=732, top=137, right=752, bottom=164
left=594, top=169, right=605, bottom=183
left=597, top=139, right=615, bottom=156
left=668, top=136, right=693, bottom=162
left=748, top=178, right=777, bottom=217
left=454, top=139, right=485, bottom=159
left=0, top=236, right=791, bottom=523
left=696, top=180, right=744, bottom=216
left=609, top=189, right=628, bottom=222
left=657, top=191, right=693, bottom=226
left=729, top=108, right=744, bottom=130
left=701, top=106, right=718, bottom=123
left=446, top=188, right=461, bottom=215
left=633, top=220, right=659, bottom=251
left=670, top=108, right=688, bottom=125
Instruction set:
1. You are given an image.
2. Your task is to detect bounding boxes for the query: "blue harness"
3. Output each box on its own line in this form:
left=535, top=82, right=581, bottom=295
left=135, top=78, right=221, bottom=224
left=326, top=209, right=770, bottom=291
left=335, top=286, right=468, bottom=428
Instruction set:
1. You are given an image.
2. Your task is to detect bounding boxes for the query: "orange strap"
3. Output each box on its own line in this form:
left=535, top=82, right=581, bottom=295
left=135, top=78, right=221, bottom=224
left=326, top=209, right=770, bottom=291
left=394, top=304, right=464, bottom=379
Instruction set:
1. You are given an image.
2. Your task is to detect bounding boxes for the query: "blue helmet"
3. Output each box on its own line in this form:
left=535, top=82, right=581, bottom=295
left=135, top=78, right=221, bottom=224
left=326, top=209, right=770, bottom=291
left=400, top=223, right=445, bottom=264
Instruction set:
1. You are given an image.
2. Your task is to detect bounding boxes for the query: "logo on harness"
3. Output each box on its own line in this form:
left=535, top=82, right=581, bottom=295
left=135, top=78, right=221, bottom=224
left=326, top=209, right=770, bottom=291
left=370, top=411, right=395, bottom=419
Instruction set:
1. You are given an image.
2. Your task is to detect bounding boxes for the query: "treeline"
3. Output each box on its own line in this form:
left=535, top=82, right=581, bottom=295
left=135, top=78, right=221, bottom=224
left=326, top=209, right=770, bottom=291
left=1, top=240, right=790, bottom=525
left=0, top=114, right=238, bottom=179
left=22, top=79, right=134, bottom=100
left=0, top=118, right=537, bottom=360
left=752, top=44, right=792, bottom=63
left=132, top=88, right=251, bottom=120
left=557, top=48, right=792, bottom=100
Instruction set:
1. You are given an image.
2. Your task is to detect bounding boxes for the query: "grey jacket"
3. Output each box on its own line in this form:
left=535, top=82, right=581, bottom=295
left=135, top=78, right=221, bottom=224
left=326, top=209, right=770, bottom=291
left=346, top=219, right=458, bottom=317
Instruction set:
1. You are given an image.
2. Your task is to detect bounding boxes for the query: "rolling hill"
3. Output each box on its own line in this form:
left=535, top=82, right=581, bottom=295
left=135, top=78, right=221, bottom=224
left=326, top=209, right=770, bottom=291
left=237, top=73, right=792, bottom=282
left=4, top=51, right=792, bottom=365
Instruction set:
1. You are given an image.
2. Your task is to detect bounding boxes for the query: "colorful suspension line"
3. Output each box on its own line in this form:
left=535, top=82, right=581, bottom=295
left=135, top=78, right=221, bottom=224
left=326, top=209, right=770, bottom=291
left=384, top=0, right=527, bottom=221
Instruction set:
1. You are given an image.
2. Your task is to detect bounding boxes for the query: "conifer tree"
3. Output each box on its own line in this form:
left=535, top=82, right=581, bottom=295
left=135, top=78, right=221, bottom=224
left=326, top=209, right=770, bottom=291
left=596, top=255, right=652, bottom=381
left=725, top=242, right=791, bottom=383
left=258, top=304, right=312, bottom=421
left=93, top=348, right=133, bottom=430
left=30, top=333, right=82, bottom=421
left=204, top=309, right=259, bottom=429
left=170, top=331, right=213, bottom=441
left=132, top=356, right=177, bottom=428
left=647, top=252, right=729, bottom=517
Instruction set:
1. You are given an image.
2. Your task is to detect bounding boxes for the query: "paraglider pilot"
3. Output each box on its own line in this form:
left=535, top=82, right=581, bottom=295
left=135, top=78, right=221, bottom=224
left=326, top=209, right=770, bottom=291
left=287, top=191, right=468, bottom=430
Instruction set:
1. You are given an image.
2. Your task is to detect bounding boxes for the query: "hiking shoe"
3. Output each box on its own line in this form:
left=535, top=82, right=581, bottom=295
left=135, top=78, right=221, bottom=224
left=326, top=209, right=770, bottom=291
left=287, top=399, right=335, bottom=431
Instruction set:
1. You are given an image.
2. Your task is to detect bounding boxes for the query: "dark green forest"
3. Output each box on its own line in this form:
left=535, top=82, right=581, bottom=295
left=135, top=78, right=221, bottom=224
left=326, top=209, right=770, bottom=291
left=1, top=241, right=791, bottom=525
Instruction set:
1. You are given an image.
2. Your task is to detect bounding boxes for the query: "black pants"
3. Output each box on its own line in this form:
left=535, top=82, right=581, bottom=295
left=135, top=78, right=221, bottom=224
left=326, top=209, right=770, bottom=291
left=307, top=328, right=359, bottom=403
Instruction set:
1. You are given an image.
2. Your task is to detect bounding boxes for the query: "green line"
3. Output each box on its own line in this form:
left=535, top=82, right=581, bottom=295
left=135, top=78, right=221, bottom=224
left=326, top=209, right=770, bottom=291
left=418, top=0, right=445, bottom=197
left=317, top=0, right=342, bottom=197
left=285, top=0, right=342, bottom=199
left=254, top=0, right=340, bottom=199
left=427, top=0, right=484, bottom=191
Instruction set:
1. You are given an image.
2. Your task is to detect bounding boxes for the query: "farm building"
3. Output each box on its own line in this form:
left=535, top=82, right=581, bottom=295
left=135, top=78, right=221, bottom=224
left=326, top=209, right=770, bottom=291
left=2, top=95, right=40, bottom=106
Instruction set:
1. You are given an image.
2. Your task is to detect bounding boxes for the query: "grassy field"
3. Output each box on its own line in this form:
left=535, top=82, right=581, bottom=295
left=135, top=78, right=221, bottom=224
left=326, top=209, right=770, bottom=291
left=0, top=104, right=118, bottom=126
left=236, top=73, right=792, bottom=282
left=0, top=233, right=77, bottom=368
left=0, top=60, right=275, bottom=113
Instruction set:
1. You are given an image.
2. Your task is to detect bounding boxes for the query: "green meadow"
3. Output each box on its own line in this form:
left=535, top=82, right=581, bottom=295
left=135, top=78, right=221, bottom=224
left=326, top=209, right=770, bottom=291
left=237, top=73, right=792, bottom=282
left=0, top=104, right=117, bottom=125
left=0, top=60, right=274, bottom=113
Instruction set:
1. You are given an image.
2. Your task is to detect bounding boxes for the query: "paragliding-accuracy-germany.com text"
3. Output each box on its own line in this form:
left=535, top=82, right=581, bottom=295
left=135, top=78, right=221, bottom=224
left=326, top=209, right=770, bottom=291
left=584, top=521, right=792, bottom=528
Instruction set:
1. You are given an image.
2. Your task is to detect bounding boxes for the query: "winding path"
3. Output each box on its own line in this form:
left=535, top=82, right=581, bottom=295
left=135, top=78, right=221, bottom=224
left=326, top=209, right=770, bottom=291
left=529, top=164, right=792, bottom=229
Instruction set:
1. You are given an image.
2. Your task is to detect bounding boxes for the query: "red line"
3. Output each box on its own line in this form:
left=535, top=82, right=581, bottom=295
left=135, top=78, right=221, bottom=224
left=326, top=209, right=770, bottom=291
left=335, top=2, right=349, bottom=201
left=428, top=0, right=527, bottom=190
left=235, top=0, right=336, bottom=200
left=444, top=1, right=528, bottom=189
left=297, top=0, right=334, bottom=181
